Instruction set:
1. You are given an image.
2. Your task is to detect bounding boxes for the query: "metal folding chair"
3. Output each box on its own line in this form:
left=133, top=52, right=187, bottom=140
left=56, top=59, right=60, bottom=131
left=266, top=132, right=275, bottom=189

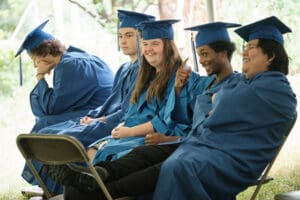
left=249, top=114, right=297, bottom=200
left=16, top=134, right=113, bottom=200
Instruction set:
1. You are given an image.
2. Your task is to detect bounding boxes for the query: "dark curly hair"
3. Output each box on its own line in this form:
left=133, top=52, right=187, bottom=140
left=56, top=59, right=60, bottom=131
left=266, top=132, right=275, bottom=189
left=29, top=39, right=66, bottom=57
left=208, top=40, right=236, bottom=61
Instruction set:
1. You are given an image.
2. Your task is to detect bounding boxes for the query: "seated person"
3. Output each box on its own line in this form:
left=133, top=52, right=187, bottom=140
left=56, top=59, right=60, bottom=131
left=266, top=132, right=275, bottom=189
left=20, top=11, right=155, bottom=195
left=15, top=20, right=114, bottom=132
left=86, top=19, right=212, bottom=164
left=50, top=16, right=297, bottom=200
left=145, top=21, right=242, bottom=145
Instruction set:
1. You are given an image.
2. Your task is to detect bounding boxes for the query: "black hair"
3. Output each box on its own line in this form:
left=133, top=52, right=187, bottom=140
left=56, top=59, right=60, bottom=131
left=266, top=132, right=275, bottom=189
left=258, top=39, right=289, bottom=75
left=208, top=40, right=236, bottom=61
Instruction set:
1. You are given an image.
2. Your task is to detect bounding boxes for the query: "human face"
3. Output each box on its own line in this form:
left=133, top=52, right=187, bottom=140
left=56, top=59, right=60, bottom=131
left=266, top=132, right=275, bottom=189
left=30, top=54, right=57, bottom=74
left=242, top=39, right=269, bottom=79
left=118, top=28, right=137, bottom=57
left=197, top=45, right=224, bottom=76
left=142, top=39, right=164, bottom=70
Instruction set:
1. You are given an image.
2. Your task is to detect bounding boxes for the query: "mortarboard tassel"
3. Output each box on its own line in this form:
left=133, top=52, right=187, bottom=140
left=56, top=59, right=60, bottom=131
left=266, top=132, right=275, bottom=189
left=136, top=32, right=142, bottom=66
left=191, top=33, right=199, bottom=72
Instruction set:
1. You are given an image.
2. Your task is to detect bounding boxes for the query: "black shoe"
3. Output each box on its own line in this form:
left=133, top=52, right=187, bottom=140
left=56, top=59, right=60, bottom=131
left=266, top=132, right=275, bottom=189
left=64, top=185, right=105, bottom=200
left=48, top=165, right=109, bottom=192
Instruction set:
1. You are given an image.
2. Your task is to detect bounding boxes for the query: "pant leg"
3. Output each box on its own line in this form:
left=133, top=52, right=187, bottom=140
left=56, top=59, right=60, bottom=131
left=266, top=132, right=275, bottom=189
left=107, top=163, right=162, bottom=198
left=97, top=144, right=178, bottom=182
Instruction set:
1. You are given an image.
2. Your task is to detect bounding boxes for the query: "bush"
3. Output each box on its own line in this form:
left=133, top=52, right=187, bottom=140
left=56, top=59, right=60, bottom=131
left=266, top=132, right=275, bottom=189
left=0, top=49, right=34, bottom=99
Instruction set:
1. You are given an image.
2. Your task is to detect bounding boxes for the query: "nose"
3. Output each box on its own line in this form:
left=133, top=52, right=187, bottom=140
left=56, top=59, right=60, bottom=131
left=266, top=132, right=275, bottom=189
left=33, top=58, right=40, bottom=68
left=242, top=49, right=248, bottom=57
left=144, top=45, right=153, bottom=53
left=199, top=56, right=205, bottom=66
left=119, top=38, right=127, bottom=46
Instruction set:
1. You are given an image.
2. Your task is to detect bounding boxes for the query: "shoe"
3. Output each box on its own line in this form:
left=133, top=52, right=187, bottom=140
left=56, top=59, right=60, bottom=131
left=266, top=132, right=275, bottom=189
left=48, top=165, right=109, bottom=192
left=21, top=185, right=44, bottom=198
left=64, top=185, right=105, bottom=200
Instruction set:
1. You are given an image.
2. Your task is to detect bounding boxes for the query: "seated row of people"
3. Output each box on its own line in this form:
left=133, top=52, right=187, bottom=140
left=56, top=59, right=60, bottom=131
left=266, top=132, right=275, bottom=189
left=16, top=9, right=297, bottom=199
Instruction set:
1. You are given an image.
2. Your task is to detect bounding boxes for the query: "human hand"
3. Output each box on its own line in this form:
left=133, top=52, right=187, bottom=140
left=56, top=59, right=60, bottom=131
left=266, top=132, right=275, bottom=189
left=80, top=116, right=95, bottom=125
left=111, top=122, right=132, bottom=138
left=145, top=132, right=166, bottom=145
left=175, top=58, right=191, bottom=95
left=98, top=117, right=106, bottom=122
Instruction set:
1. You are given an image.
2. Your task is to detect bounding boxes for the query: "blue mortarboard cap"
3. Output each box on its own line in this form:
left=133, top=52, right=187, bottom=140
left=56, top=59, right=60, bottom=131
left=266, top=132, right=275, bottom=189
left=15, top=20, right=54, bottom=57
left=137, top=19, right=180, bottom=40
left=234, top=16, right=291, bottom=45
left=184, top=22, right=241, bottom=48
left=118, top=9, right=155, bottom=28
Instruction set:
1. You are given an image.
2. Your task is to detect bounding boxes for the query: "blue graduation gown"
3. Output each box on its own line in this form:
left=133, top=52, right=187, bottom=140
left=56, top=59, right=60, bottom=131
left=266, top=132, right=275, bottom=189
left=154, top=72, right=297, bottom=200
left=92, top=72, right=212, bottom=164
left=30, top=46, right=114, bottom=132
left=37, top=61, right=140, bottom=146
left=22, top=60, right=139, bottom=194
left=164, top=72, right=240, bottom=137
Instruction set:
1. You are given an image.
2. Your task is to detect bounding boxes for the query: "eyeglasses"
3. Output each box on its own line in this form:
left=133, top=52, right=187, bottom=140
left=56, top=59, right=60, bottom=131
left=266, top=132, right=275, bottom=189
left=242, top=43, right=259, bottom=51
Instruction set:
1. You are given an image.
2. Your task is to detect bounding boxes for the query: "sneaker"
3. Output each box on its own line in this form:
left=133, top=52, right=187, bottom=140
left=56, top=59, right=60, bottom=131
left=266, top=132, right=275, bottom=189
left=48, top=165, right=109, bottom=192
left=64, top=185, right=104, bottom=200
left=21, top=185, right=44, bottom=197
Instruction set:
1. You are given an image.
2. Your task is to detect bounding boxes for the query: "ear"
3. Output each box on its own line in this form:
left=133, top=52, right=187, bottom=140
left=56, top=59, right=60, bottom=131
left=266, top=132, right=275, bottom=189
left=218, top=50, right=227, bottom=59
left=268, top=53, right=275, bottom=63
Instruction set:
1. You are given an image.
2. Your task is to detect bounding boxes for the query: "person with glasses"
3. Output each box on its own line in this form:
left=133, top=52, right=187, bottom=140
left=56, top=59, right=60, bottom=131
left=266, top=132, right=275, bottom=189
left=50, top=16, right=296, bottom=200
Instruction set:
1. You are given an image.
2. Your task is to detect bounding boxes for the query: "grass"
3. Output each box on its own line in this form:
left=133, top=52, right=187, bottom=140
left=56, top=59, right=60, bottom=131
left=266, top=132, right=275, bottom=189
left=0, top=76, right=299, bottom=199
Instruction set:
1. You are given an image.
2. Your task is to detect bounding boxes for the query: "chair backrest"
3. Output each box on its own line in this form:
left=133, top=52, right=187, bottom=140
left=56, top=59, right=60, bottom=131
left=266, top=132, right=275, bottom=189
left=16, top=134, right=113, bottom=200
left=250, top=113, right=297, bottom=200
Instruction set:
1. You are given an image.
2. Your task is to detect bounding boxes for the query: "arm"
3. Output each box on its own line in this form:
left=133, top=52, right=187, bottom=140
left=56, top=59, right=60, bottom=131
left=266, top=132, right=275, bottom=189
left=111, top=121, right=154, bottom=138
left=30, top=54, right=110, bottom=115
left=145, top=132, right=180, bottom=145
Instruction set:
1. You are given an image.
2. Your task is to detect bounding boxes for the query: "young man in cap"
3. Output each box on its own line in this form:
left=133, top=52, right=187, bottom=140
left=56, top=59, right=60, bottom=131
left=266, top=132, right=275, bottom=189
left=15, top=20, right=114, bottom=133
left=50, top=17, right=296, bottom=199
left=21, top=10, right=155, bottom=195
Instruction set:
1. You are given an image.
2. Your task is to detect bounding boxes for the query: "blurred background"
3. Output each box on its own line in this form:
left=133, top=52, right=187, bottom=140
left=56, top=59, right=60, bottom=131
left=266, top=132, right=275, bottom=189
left=0, top=0, right=299, bottom=199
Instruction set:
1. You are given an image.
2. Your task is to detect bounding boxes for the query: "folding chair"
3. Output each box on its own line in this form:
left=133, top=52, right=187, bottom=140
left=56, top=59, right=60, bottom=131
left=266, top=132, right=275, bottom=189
left=16, top=134, right=113, bottom=200
left=249, top=114, right=297, bottom=200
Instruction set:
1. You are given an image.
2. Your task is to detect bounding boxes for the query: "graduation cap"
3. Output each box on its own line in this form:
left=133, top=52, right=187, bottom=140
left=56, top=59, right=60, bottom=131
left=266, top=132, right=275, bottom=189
left=137, top=19, right=180, bottom=40
left=184, top=22, right=241, bottom=48
left=234, top=16, right=291, bottom=45
left=15, top=20, right=54, bottom=57
left=118, top=9, right=155, bottom=28
left=15, top=20, right=53, bottom=86
left=117, top=10, right=155, bottom=65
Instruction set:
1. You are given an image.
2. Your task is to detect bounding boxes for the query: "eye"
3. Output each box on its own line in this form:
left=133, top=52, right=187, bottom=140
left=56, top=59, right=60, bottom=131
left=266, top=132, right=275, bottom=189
left=200, top=52, right=208, bottom=57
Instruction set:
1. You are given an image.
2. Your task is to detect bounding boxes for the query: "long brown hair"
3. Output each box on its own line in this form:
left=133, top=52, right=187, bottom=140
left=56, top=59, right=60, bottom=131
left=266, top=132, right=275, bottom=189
left=131, top=39, right=182, bottom=103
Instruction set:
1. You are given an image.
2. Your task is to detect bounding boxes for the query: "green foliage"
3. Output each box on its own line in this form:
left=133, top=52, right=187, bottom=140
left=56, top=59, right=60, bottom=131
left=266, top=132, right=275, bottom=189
left=0, top=0, right=29, bottom=39
left=0, top=50, right=34, bottom=99
left=0, top=50, right=19, bottom=98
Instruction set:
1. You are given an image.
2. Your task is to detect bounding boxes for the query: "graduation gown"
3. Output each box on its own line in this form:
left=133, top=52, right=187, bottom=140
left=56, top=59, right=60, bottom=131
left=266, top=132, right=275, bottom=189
left=23, top=61, right=139, bottom=194
left=30, top=46, right=114, bottom=132
left=154, top=71, right=297, bottom=200
left=164, top=72, right=241, bottom=136
left=92, top=72, right=212, bottom=164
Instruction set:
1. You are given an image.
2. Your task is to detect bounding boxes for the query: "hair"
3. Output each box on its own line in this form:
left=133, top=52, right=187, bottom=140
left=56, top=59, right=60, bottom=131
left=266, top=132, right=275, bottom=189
left=208, top=40, right=236, bottom=61
left=131, top=39, right=182, bottom=104
left=257, top=39, right=289, bottom=75
left=29, top=39, right=66, bottom=57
